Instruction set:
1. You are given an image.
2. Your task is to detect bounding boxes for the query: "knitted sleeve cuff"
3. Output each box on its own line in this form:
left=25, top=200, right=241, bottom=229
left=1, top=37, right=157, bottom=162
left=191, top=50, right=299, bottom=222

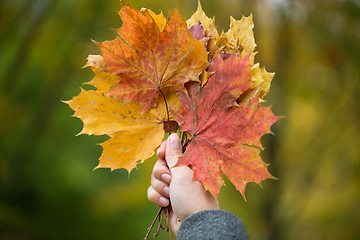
left=176, top=209, right=249, bottom=240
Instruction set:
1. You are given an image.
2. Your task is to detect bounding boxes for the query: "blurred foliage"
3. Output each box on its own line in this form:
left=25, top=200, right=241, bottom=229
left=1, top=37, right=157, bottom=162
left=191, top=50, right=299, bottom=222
left=1, top=0, right=359, bottom=239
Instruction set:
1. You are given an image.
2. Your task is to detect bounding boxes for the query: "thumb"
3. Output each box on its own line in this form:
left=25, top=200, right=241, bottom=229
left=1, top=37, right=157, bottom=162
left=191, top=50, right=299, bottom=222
left=165, top=133, right=182, bottom=168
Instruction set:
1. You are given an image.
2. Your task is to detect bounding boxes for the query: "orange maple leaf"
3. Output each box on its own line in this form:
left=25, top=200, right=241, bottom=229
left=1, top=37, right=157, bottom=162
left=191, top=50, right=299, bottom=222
left=97, top=2, right=207, bottom=113
left=173, top=54, right=278, bottom=198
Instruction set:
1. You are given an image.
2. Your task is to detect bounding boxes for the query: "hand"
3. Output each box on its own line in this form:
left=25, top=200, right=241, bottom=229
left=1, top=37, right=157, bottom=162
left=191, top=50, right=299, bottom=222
left=147, top=133, right=219, bottom=234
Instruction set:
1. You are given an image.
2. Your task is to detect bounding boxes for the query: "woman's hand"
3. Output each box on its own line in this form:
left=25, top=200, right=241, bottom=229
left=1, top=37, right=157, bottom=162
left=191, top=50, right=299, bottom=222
left=147, top=133, right=219, bottom=234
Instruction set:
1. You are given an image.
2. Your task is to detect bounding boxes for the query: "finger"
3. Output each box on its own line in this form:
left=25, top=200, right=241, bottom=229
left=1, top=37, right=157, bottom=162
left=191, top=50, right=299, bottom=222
left=165, top=133, right=182, bottom=169
left=152, top=158, right=172, bottom=184
left=151, top=174, right=170, bottom=197
left=157, top=140, right=166, bottom=160
left=147, top=186, right=169, bottom=207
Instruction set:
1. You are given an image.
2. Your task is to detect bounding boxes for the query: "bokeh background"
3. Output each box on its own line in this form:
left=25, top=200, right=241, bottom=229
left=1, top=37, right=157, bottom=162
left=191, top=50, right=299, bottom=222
left=1, top=0, right=359, bottom=239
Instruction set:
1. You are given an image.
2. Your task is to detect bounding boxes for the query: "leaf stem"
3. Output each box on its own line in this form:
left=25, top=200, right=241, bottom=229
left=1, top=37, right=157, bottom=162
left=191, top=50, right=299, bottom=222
left=165, top=207, right=173, bottom=240
left=159, top=89, right=170, bottom=122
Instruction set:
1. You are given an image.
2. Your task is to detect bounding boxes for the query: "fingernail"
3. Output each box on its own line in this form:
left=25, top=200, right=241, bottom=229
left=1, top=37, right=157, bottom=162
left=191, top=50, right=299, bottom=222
left=159, top=197, right=169, bottom=206
left=162, top=174, right=171, bottom=184
left=164, top=186, right=170, bottom=196
left=170, top=134, right=181, bottom=148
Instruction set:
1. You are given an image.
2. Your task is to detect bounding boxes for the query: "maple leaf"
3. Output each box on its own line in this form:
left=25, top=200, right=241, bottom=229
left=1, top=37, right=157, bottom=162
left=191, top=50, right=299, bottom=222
left=172, top=53, right=278, bottom=197
left=97, top=2, right=207, bottom=113
left=187, top=0, right=212, bottom=31
left=217, top=14, right=256, bottom=56
left=65, top=89, right=178, bottom=172
left=249, top=62, right=275, bottom=99
left=237, top=54, right=275, bottom=103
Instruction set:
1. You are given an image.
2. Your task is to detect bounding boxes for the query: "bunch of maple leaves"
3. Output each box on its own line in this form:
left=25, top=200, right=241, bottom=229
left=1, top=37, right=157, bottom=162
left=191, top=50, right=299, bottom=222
left=65, top=0, right=278, bottom=200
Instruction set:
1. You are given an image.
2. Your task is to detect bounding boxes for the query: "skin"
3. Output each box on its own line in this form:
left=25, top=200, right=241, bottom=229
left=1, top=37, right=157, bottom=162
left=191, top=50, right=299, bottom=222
left=147, top=133, right=219, bottom=234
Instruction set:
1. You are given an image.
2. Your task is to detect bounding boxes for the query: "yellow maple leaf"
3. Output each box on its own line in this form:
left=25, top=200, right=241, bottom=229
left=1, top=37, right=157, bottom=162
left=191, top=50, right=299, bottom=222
left=65, top=89, right=178, bottom=172
left=217, top=15, right=256, bottom=56
left=97, top=127, right=164, bottom=172
left=250, top=63, right=275, bottom=99
left=248, top=53, right=275, bottom=99
left=187, top=0, right=212, bottom=30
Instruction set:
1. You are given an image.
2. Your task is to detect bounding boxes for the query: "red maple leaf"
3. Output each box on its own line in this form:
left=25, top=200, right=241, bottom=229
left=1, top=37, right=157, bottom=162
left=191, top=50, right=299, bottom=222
left=172, top=53, right=278, bottom=198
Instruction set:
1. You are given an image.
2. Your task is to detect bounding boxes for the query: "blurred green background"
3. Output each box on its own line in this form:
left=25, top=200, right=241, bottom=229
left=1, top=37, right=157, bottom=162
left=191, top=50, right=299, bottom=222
left=1, top=0, right=359, bottom=239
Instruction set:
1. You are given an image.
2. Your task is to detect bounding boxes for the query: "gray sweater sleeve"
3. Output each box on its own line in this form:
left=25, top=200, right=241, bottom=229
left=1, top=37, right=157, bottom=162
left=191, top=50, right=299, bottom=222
left=176, top=209, right=249, bottom=240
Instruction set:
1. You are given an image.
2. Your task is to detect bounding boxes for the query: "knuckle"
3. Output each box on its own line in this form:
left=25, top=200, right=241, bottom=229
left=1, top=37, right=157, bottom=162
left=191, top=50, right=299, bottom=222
left=151, top=175, right=157, bottom=186
left=153, top=167, right=164, bottom=180
left=152, top=178, right=164, bottom=192
left=147, top=186, right=152, bottom=197
left=147, top=187, right=156, bottom=201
